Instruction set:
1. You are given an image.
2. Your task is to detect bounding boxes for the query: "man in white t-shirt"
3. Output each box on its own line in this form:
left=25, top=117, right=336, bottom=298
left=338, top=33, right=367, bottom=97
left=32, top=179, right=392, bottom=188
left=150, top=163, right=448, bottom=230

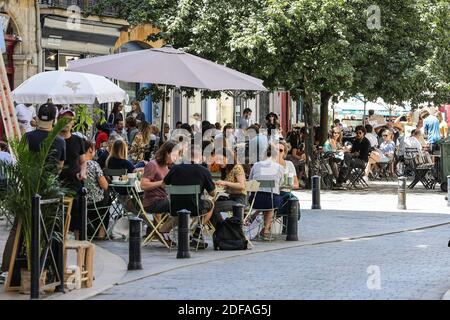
left=15, top=103, right=37, bottom=133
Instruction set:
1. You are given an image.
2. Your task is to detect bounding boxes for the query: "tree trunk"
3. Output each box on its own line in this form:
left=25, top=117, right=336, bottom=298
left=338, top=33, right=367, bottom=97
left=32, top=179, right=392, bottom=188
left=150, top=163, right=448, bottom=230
left=302, top=93, right=315, bottom=189
left=320, top=91, right=332, bottom=146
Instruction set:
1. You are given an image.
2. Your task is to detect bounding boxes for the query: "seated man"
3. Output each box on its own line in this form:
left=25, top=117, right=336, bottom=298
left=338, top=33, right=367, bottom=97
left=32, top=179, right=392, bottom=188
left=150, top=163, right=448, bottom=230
left=162, top=146, right=216, bottom=249
left=336, top=125, right=371, bottom=188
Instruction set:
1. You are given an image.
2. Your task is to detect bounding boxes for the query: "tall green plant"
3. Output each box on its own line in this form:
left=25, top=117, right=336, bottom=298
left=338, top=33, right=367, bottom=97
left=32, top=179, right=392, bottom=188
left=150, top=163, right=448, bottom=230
left=1, top=119, right=70, bottom=270
left=72, top=104, right=105, bottom=134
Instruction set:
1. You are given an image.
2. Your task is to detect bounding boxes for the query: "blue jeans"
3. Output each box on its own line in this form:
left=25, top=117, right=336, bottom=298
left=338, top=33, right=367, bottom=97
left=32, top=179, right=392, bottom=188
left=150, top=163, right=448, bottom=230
left=277, top=191, right=301, bottom=220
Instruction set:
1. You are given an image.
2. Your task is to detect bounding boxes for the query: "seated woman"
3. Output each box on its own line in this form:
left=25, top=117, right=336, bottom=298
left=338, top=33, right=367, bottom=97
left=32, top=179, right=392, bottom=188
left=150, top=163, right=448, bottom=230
left=105, top=139, right=140, bottom=201
left=365, top=129, right=396, bottom=177
left=106, top=139, right=136, bottom=174
left=248, top=143, right=285, bottom=241
left=276, top=140, right=300, bottom=218
left=323, top=127, right=344, bottom=179
left=129, top=121, right=152, bottom=165
left=85, top=141, right=110, bottom=239
left=213, top=148, right=247, bottom=220
left=140, top=140, right=179, bottom=246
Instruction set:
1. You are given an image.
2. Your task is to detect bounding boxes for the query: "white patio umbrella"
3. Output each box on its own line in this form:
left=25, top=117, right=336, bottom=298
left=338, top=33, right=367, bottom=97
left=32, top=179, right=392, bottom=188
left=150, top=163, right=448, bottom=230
left=12, top=70, right=129, bottom=105
left=67, top=45, right=267, bottom=91
left=67, top=45, right=266, bottom=139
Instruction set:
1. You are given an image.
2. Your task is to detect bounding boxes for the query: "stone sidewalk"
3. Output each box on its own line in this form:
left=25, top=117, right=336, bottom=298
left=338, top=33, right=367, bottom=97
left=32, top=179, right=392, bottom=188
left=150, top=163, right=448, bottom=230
left=1, top=180, right=449, bottom=300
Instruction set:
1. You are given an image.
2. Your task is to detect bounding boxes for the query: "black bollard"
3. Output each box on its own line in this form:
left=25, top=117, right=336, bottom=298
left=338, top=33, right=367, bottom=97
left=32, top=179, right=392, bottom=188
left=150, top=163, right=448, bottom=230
left=311, top=175, right=321, bottom=209
left=79, top=188, right=88, bottom=241
left=286, top=199, right=299, bottom=241
left=232, top=203, right=245, bottom=222
left=177, top=210, right=191, bottom=259
left=128, top=216, right=143, bottom=270
left=30, top=194, right=41, bottom=300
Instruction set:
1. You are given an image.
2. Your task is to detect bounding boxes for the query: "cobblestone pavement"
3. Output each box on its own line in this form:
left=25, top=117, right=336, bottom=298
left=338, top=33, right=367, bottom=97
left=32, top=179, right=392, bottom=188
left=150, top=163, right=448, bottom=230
left=91, top=210, right=450, bottom=300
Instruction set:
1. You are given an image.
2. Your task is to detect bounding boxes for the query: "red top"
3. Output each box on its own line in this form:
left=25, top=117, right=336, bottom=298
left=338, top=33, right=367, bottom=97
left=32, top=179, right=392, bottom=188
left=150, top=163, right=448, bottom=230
left=95, top=131, right=109, bottom=149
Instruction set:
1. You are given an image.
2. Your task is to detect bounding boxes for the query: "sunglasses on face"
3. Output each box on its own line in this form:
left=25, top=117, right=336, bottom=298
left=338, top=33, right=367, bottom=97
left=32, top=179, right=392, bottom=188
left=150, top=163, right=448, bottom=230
left=356, top=131, right=364, bottom=135
left=279, top=149, right=285, bottom=153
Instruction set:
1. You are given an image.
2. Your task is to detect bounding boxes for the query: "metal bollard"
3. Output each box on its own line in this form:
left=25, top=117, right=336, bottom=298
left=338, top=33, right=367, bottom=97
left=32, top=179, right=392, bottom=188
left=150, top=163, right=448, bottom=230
left=30, top=194, right=41, bottom=300
left=177, top=210, right=191, bottom=259
left=128, top=216, right=143, bottom=270
left=286, top=199, right=299, bottom=241
left=447, top=176, right=450, bottom=207
left=56, top=196, right=65, bottom=293
left=79, top=188, right=88, bottom=241
left=398, top=176, right=407, bottom=210
left=311, top=176, right=321, bottom=209
left=232, top=203, right=245, bottom=222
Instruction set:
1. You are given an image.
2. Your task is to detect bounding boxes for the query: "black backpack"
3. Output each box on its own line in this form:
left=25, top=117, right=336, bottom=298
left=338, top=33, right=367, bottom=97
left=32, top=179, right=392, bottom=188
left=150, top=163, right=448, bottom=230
left=213, top=217, right=248, bottom=250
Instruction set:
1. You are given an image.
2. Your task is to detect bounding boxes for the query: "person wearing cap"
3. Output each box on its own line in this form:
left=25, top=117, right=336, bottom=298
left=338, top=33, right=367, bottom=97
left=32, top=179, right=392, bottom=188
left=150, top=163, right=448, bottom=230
left=58, top=108, right=87, bottom=237
left=1, top=103, right=66, bottom=276
left=26, top=103, right=66, bottom=171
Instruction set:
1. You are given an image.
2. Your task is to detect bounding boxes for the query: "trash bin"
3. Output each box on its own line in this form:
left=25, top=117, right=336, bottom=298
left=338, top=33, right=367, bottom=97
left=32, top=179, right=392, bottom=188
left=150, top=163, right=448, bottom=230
left=439, top=139, right=450, bottom=191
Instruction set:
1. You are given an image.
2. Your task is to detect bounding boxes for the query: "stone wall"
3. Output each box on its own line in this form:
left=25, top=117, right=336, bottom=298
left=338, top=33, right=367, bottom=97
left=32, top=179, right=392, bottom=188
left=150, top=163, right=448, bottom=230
left=3, top=0, right=38, bottom=88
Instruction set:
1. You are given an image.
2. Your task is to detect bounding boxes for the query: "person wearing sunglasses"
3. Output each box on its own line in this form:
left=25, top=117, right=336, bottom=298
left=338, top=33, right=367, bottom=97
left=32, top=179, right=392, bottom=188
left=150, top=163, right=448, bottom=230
left=276, top=140, right=301, bottom=219
left=335, top=125, right=371, bottom=188
left=365, top=130, right=396, bottom=177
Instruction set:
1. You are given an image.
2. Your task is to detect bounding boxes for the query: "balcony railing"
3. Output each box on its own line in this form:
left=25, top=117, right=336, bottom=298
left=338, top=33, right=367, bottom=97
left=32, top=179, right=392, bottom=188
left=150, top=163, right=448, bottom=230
left=39, top=0, right=120, bottom=17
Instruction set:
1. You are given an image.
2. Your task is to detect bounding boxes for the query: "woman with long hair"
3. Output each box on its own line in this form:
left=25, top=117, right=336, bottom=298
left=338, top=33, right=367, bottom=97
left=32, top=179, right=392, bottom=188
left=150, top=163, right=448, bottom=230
left=108, top=102, right=124, bottom=124
left=265, top=112, right=280, bottom=137
left=126, top=101, right=146, bottom=123
left=129, top=121, right=152, bottom=164
left=84, top=141, right=110, bottom=239
left=213, top=148, right=247, bottom=218
left=106, top=139, right=135, bottom=173
left=140, top=140, right=180, bottom=245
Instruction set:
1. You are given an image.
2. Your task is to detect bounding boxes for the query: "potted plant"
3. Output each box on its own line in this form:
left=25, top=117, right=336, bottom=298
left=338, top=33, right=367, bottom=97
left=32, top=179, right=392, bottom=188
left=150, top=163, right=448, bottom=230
left=0, top=119, right=70, bottom=293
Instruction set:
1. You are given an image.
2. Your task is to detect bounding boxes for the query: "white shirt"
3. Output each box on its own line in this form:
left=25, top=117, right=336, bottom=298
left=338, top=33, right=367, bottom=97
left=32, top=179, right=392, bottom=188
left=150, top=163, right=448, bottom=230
left=249, top=158, right=285, bottom=194
left=404, top=136, right=422, bottom=152
left=16, top=104, right=36, bottom=132
left=365, top=133, right=379, bottom=147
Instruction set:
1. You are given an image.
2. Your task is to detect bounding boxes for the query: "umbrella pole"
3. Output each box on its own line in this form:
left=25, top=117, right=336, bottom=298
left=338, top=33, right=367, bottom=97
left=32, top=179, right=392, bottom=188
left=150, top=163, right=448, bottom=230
left=160, top=85, right=167, bottom=145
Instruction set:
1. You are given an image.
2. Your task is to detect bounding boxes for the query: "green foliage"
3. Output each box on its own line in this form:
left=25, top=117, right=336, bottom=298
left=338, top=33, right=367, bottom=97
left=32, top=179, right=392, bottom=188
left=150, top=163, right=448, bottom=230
left=0, top=119, right=71, bottom=270
left=72, top=104, right=105, bottom=134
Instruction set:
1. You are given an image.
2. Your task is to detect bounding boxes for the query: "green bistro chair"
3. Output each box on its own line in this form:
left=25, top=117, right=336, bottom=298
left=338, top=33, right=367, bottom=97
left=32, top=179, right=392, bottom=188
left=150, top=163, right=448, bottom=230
left=165, top=184, right=212, bottom=251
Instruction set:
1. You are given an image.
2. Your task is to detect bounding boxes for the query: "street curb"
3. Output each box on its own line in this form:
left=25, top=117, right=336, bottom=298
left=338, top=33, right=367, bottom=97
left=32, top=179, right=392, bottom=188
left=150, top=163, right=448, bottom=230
left=43, top=244, right=127, bottom=300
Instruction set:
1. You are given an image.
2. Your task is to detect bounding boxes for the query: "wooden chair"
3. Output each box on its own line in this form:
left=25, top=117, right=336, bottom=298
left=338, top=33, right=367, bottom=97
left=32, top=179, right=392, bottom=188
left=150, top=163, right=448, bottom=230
left=64, top=240, right=95, bottom=289
left=62, top=197, right=95, bottom=289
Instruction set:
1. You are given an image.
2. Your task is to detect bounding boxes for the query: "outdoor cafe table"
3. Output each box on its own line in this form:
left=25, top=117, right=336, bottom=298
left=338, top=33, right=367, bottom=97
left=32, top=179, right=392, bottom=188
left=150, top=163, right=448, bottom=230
left=109, top=181, right=170, bottom=248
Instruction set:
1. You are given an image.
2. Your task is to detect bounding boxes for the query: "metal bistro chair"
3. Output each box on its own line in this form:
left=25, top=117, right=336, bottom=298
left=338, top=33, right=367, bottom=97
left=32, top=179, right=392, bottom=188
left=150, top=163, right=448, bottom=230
left=103, top=168, right=129, bottom=232
left=165, top=184, right=212, bottom=251
left=246, top=179, right=277, bottom=242
left=84, top=177, right=112, bottom=242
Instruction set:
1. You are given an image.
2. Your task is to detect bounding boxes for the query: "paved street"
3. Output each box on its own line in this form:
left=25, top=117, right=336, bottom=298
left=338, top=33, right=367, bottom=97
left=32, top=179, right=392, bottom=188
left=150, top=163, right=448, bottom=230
left=90, top=207, right=450, bottom=300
